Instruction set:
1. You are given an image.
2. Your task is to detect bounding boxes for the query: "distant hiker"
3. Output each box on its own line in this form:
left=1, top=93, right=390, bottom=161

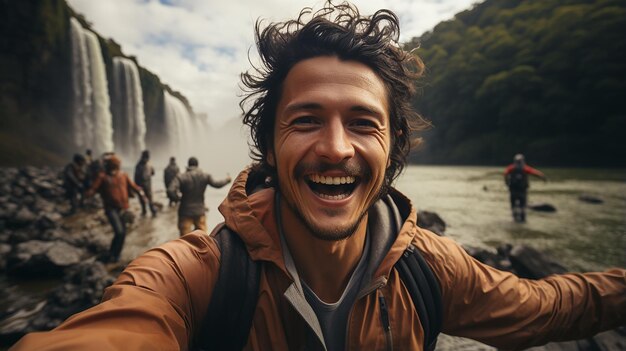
left=62, top=154, right=87, bottom=215
left=167, top=157, right=230, bottom=235
left=163, top=156, right=180, bottom=207
left=134, top=150, right=157, bottom=217
left=86, top=155, right=145, bottom=263
left=504, top=153, right=547, bottom=222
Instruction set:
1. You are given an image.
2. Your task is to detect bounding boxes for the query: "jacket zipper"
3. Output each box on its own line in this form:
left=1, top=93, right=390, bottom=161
left=344, top=276, right=388, bottom=350
left=378, top=290, right=393, bottom=351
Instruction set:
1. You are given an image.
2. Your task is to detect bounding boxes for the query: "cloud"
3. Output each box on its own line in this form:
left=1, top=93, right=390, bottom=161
left=66, top=0, right=475, bottom=127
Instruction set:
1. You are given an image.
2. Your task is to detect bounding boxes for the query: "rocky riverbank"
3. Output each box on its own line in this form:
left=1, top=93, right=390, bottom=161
left=0, top=167, right=120, bottom=346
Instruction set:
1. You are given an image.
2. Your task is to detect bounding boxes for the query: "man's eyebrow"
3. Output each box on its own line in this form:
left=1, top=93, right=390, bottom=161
left=350, top=104, right=385, bottom=118
left=284, top=102, right=323, bottom=113
left=284, top=102, right=385, bottom=117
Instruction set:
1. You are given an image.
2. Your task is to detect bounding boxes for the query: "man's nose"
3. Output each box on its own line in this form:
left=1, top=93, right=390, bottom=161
left=314, top=121, right=355, bottom=163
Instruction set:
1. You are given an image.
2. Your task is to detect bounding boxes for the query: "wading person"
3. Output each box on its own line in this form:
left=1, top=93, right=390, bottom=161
left=85, top=155, right=145, bottom=263
left=504, top=153, right=546, bottom=222
left=134, top=150, right=157, bottom=217
left=12, top=3, right=625, bottom=350
left=163, top=156, right=180, bottom=207
left=167, top=157, right=230, bottom=235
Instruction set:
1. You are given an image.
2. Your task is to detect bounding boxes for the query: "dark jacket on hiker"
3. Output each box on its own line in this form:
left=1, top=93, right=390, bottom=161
left=134, top=160, right=154, bottom=194
left=167, top=166, right=229, bottom=218
left=13, top=166, right=626, bottom=351
left=63, top=161, right=85, bottom=192
left=164, top=161, right=180, bottom=189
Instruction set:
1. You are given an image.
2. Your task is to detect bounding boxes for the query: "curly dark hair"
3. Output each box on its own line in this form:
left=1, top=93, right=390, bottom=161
left=240, top=1, right=429, bottom=187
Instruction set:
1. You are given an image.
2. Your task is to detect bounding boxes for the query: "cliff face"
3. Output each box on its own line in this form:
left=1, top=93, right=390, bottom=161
left=0, top=0, right=194, bottom=166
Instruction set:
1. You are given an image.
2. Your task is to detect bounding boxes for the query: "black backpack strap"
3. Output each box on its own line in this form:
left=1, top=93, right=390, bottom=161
left=395, top=244, right=443, bottom=351
left=193, top=225, right=261, bottom=351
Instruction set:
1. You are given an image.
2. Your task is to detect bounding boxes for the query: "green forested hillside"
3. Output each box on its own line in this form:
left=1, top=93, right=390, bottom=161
left=408, top=0, right=626, bottom=167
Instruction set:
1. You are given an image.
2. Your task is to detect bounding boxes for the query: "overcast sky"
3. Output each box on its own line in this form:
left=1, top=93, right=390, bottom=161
left=66, top=0, right=476, bottom=128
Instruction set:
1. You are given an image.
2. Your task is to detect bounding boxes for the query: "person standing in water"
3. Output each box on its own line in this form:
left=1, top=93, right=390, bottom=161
left=504, top=153, right=547, bottom=222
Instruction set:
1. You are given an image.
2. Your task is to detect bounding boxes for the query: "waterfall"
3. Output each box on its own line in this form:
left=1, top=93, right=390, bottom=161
left=163, top=91, right=207, bottom=161
left=113, top=57, right=146, bottom=159
left=69, top=17, right=114, bottom=154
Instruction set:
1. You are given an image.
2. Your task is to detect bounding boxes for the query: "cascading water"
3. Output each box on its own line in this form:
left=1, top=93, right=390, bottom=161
left=69, top=17, right=114, bottom=154
left=112, top=57, right=146, bottom=159
left=163, top=91, right=209, bottom=162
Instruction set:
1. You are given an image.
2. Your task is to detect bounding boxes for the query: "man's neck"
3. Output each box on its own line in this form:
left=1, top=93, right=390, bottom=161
left=280, top=199, right=368, bottom=303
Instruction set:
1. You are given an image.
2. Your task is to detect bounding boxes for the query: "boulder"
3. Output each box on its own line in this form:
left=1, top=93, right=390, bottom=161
left=528, top=203, right=557, bottom=212
left=508, top=245, right=567, bottom=279
left=417, top=210, right=446, bottom=236
left=7, top=207, right=38, bottom=228
left=578, top=194, right=603, bottom=204
left=6, top=240, right=86, bottom=276
left=0, top=261, right=116, bottom=346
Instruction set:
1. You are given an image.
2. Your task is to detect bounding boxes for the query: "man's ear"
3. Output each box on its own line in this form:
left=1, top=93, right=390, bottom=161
left=267, top=148, right=276, bottom=167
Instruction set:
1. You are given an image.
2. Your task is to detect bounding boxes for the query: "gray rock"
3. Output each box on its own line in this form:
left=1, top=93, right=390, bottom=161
left=6, top=240, right=86, bottom=276
left=509, top=245, right=567, bottom=279
left=528, top=203, right=557, bottom=212
left=8, top=207, right=38, bottom=228
left=417, top=210, right=446, bottom=236
left=578, top=194, right=603, bottom=204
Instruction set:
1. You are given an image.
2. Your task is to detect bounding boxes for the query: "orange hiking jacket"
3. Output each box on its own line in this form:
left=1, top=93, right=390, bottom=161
left=86, top=170, right=142, bottom=210
left=12, top=167, right=626, bottom=350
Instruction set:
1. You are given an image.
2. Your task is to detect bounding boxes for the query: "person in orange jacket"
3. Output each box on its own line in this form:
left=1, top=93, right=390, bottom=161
left=12, top=3, right=625, bottom=350
left=504, top=153, right=547, bottom=222
left=86, top=155, right=145, bottom=263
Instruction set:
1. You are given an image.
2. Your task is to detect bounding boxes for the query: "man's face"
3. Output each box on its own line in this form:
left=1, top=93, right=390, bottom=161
left=269, top=56, right=391, bottom=240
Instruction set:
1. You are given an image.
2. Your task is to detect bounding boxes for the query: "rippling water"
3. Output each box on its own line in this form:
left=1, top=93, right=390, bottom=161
left=395, top=166, right=626, bottom=271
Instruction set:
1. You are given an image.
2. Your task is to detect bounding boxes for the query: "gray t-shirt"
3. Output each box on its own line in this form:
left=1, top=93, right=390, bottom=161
left=282, top=232, right=371, bottom=351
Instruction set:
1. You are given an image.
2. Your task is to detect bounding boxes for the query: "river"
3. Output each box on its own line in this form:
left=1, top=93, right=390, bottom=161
left=133, top=164, right=625, bottom=271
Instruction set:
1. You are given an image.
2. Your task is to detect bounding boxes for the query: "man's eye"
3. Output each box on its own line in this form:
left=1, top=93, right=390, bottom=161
left=350, top=119, right=377, bottom=128
left=292, top=116, right=317, bottom=125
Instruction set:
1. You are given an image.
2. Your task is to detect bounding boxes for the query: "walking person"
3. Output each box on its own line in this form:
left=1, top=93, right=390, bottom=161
left=134, top=150, right=157, bottom=217
left=62, top=153, right=86, bottom=215
left=86, top=155, right=145, bottom=263
left=504, top=153, right=547, bottom=222
left=167, top=157, right=230, bottom=235
left=163, top=156, right=180, bottom=207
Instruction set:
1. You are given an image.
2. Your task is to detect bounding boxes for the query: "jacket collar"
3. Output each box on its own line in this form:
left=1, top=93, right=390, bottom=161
left=218, top=166, right=419, bottom=281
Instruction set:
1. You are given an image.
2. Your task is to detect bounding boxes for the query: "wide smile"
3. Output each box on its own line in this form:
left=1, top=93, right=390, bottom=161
left=305, top=174, right=359, bottom=201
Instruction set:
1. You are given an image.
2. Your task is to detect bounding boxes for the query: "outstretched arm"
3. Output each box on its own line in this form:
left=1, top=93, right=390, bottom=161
left=430, top=234, right=626, bottom=349
left=207, top=173, right=231, bottom=189
left=524, top=165, right=547, bottom=181
left=11, top=232, right=221, bottom=350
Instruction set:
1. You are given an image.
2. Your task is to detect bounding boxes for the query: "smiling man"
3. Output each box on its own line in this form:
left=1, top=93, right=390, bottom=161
left=12, top=2, right=626, bottom=351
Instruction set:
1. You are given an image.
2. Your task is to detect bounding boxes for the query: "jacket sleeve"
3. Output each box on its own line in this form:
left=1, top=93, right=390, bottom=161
left=125, top=173, right=143, bottom=195
left=206, top=174, right=230, bottom=189
left=524, top=165, right=546, bottom=179
left=84, top=173, right=103, bottom=198
left=11, top=231, right=220, bottom=351
left=418, top=232, right=626, bottom=350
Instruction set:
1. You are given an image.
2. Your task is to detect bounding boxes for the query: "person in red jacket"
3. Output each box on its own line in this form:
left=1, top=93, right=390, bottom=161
left=504, top=153, right=547, bottom=222
left=86, top=155, right=145, bottom=263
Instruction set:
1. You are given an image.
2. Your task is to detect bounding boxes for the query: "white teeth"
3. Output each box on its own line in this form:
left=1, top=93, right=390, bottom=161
left=309, top=174, right=355, bottom=185
left=316, top=192, right=349, bottom=200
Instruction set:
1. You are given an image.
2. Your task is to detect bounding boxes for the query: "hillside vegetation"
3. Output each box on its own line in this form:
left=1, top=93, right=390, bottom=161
left=409, top=0, right=626, bottom=167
